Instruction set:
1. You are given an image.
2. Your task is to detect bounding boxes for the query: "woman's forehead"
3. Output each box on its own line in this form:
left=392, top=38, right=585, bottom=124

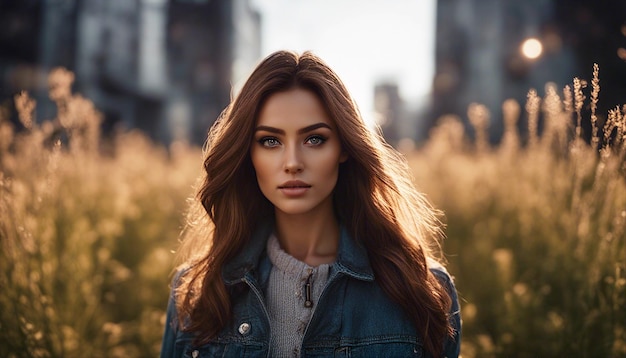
left=256, top=89, right=336, bottom=129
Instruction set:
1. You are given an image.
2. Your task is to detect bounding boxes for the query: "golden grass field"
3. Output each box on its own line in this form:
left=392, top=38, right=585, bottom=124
left=1, top=67, right=624, bottom=357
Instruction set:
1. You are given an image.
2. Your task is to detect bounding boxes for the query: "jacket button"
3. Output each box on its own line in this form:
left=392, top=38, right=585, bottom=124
left=238, top=322, right=251, bottom=335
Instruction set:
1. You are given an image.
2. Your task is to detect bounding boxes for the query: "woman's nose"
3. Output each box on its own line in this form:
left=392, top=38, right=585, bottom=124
left=283, top=145, right=304, bottom=173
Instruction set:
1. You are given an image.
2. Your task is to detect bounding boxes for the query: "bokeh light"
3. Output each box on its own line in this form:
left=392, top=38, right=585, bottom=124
left=521, top=38, right=543, bottom=60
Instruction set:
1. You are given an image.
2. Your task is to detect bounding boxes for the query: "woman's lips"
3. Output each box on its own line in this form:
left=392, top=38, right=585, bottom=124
left=278, top=180, right=311, bottom=197
left=279, top=187, right=309, bottom=197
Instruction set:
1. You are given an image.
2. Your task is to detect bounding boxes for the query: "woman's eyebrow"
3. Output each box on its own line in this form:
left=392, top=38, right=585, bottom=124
left=254, top=122, right=332, bottom=134
left=297, top=123, right=331, bottom=134
left=254, top=125, right=284, bottom=134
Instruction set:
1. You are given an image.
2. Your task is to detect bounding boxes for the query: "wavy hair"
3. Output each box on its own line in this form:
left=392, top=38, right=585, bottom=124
left=175, top=50, right=453, bottom=356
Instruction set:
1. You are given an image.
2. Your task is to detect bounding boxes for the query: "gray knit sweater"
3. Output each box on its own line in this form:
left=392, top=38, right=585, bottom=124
left=266, top=234, right=331, bottom=357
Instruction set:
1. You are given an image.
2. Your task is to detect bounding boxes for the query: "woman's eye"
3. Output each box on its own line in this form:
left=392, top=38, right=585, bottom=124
left=306, top=135, right=326, bottom=146
left=259, top=137, right=280, bottom=147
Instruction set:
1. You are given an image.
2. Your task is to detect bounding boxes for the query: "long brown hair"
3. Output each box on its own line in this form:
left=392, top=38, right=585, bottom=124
left=175, top=50, right=453, bottom=356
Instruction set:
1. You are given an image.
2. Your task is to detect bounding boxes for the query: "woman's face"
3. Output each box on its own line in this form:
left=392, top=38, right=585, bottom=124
left=251, top=88, right=347, bottom=217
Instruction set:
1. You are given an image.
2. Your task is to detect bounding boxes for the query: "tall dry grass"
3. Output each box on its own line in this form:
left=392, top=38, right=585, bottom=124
left=410, top=65, right=626, bottom=357
left=0, top=68, right=201, bottom=357
left=1, top=66, right=624, bottom=357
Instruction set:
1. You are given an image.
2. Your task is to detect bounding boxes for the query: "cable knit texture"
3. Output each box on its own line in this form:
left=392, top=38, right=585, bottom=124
left=266, top=233, right=331, bottom=357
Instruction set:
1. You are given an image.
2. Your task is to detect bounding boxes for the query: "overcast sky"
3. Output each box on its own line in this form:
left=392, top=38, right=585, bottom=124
left=248, top=0, right=436, bottom=125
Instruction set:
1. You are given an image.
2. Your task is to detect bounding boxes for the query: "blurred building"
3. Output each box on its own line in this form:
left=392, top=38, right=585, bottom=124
left=165, top=0, right=261, bottom=144
left=0, top=0, right=261, bottom=145
left=374, top=82, right=404, bottom=146
left=430, top=0, right=626, bottom=143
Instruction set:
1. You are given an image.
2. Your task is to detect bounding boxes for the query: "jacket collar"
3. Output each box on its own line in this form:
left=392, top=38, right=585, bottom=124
left=222, top=223, right=374, bottom=285
left=333, top=226, right=374, bottom=281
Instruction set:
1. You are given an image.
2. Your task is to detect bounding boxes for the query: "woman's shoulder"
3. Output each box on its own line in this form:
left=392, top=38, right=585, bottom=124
left=427, top=260, right=461, bottom=322
left=428, top=259, right=462, bottom=357
left=170, top=265, right=192, bottom=288
left=427, top=259, right=456, bottom=287
left=166, top=264, right=195, bottom=307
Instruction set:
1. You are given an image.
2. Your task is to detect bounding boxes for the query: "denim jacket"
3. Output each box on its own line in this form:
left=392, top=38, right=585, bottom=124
left=161, top=225, right=461, bottom=357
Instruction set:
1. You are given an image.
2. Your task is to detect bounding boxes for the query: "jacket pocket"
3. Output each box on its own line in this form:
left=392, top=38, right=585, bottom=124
left=304, top=337, right=424, bottom=358
left=334, top=342, right=423, bottom=357
left=182, top=342, right=267, bottom=358
left=181, top=343, right=225, bottom=358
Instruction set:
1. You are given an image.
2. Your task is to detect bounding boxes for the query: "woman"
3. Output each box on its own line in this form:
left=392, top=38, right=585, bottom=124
left=161, top=50, right=461, bottom=357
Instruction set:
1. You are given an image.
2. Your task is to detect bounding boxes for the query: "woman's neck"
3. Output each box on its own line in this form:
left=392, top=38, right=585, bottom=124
left=274, top=208, right=340, bottom=267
